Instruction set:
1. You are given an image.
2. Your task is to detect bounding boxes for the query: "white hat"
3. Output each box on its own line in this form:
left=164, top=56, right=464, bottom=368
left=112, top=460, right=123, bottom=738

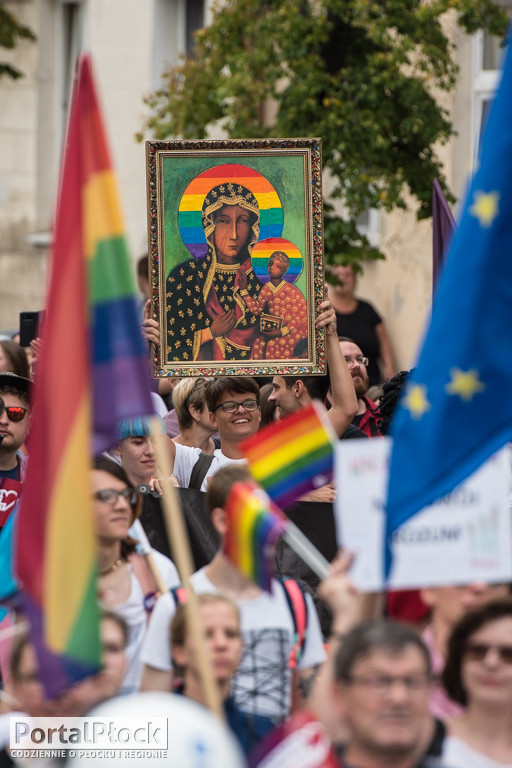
left=66, top=692, right=244, bottom=768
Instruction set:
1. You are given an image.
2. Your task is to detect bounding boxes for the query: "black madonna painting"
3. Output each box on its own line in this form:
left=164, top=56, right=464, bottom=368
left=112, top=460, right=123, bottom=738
left=146, top=138, right=326, bottom=377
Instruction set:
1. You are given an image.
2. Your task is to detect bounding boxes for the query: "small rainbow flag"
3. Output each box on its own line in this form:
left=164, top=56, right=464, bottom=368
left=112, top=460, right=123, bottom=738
left=224, top=482, right=285, bottom=591
left=16, top=54, right=153, bottom=697
left=240, top=403, right=334, bottom=509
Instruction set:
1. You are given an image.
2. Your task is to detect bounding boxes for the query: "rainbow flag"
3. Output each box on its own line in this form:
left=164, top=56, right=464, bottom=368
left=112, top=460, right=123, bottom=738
left=240, top=403, right=334, bottom=509
left=224, top=482, right=285, bottom=591
left=15, top=54, right=152, bottom=697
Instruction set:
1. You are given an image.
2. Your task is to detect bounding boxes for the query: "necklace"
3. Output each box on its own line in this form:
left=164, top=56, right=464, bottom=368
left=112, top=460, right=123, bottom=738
left=99, top=558, right=124, bottom=577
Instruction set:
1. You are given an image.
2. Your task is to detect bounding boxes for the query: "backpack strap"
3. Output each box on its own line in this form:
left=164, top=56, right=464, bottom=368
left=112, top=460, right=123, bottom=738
left=277, top=577, right=309, bottom=669
left=127, top=552, right=160, bottom=616
left=189, top=452, right=215, bottom=490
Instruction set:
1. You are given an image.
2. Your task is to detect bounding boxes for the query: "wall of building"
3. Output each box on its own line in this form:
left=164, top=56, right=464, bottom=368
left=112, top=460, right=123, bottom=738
left=0, top=0, right=501, bottom=374
left=0, top=1, right=43, bottom=331
left=353, top=22, right=481, bottom=374
left=0, top=0, right=191, bottom=331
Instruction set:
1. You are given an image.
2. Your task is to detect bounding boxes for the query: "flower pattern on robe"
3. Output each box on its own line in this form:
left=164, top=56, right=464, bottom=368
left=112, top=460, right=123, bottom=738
left=241, top=280, right=308, bottom=360
left=166, top=183, right=262, bottom=361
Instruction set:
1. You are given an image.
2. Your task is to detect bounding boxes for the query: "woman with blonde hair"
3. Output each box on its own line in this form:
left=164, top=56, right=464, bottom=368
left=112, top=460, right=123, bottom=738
left=171, top=593, right=274, bottom=757
left=171, top=377, right=218, bottom=454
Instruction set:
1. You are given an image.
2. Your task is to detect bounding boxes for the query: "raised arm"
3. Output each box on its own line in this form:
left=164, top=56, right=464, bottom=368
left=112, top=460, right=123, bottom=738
left=308, top=550, right=363, bottom=742
left=316, top=299, right=357, bottom=438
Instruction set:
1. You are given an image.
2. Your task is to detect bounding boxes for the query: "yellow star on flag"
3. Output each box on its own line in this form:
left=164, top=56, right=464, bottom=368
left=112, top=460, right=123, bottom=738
left=469, top=191, right=499, bottom=228
left=445, top=368, right=485, bottom=401
left=403, top=384, right=431, bottom=420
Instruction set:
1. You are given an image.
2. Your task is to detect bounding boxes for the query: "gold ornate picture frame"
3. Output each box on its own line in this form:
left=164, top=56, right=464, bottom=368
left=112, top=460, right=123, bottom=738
left=146, top=138, right=326, bottom=377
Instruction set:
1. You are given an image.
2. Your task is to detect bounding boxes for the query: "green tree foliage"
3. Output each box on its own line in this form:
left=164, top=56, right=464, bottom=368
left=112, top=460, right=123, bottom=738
left=0, top=2, right=36, bottom=80
left=141, top=0, right=508, bottom=267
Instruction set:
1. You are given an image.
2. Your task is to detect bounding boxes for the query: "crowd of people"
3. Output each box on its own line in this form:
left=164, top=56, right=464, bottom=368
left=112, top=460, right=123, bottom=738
left=0, top=274, right=511, bottom=768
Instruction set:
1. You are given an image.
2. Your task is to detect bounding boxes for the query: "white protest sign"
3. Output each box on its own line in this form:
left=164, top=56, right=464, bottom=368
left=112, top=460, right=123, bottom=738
left=335, top=437, right=512, bottom=591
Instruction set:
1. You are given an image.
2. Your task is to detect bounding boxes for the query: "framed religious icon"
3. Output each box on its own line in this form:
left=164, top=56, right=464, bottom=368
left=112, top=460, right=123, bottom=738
left=146, top=138, right=326, bottom=377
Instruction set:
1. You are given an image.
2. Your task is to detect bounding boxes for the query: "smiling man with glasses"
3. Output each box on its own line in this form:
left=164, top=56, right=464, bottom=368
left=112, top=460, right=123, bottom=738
left=163, top=375, right=262, bottom=491
left=0, top=372, right=31, bottom=525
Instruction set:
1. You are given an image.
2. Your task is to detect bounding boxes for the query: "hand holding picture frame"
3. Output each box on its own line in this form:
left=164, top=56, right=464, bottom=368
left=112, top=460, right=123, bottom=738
left=146, top=138, right=326, bottom=377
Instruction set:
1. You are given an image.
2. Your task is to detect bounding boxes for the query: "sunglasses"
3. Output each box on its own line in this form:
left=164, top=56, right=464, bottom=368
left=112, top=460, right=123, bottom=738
left=0, top=405, right=28, bottom=423
left=464, top=642, right=512, bottom=665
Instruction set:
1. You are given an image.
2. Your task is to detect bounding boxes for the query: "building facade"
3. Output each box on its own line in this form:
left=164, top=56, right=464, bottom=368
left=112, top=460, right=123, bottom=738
left=0, top=0, right=506, bottom=372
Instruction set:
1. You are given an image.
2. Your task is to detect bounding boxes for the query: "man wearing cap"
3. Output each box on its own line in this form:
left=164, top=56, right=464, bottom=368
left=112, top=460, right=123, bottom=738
left=0, top=373, right=31, bottom=525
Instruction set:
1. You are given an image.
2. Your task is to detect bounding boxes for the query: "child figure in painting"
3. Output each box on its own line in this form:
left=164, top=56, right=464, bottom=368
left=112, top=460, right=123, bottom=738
left=236, top=250, right=308, bottom=360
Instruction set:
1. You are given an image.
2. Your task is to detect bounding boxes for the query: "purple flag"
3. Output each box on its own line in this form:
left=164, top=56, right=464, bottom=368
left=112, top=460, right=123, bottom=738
left=432, top=178, right=455, bottom=296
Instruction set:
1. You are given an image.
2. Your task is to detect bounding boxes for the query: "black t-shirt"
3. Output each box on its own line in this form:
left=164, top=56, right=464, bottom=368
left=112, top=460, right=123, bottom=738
left=0, top=463, right=20, bottom=481
left=341, top=423, right=368, bottom=440
left=335, top=299, right=382, bottom=386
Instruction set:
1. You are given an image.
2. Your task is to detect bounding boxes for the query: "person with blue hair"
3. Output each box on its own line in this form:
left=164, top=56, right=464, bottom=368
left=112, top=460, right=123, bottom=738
left=114, top=415, right=172, bottom=491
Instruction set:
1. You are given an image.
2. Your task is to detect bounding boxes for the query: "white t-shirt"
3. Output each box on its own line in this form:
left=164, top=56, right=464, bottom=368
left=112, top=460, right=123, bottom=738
left=151, top=391, right=168, bottom=418
left=140, top=567, right=326, bottom=722
left=442, top=736, right=512, bottom=768
left=100, top=550, right=180, bottom=694
left=173, top=443, right=246, bottom=490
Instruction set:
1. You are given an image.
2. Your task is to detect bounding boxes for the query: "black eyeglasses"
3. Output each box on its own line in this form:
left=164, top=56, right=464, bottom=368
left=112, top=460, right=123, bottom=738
left=213, top=399, right=259, bottom=413
left=464, top=642, right=512, bottom=665
left=0, top=405, right=28, bottom=423
left=93, top=488, right=138, bottom=506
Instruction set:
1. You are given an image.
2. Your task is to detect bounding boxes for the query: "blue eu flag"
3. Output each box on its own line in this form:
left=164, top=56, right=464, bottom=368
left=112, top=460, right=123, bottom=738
left=385, top=34, right=512, bottom=577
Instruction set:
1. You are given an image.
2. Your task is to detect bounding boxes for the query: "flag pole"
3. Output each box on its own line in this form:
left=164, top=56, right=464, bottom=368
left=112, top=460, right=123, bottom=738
left=149, top=418, right=223, bottom=720
left=282, top=523, right=330, bottom=579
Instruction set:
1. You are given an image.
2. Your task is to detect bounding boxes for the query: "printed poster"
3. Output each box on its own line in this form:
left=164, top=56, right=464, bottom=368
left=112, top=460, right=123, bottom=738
left=335, top=438, right=512, bottom=591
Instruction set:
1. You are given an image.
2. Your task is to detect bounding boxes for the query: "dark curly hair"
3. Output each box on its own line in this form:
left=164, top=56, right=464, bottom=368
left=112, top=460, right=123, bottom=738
left=204, top=376, right=259, bottom=413
left=442, top=597, right=512, bottom=706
